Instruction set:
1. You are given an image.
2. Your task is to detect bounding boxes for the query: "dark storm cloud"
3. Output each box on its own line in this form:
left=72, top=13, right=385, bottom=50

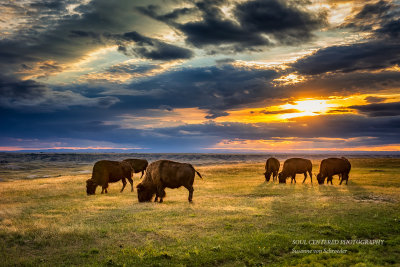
left=291, top=0, right=399, bottom=75
left=0, top=75, right=119, bottom=110
left=117, top=31, right=194, bottom=60
left=138, top=0, right=327, bottom=52
left=282, top=71, right=400, bottom=98
left=292, top=41, right=400, bottom=75
left=350, top=102, right=400, bottom=117
left=135, top=4, right=197, bottom=23
left=93, top=64, right=400, bottom=117
left=234, top=0, right=327, bottom=45
left=376, top=19, right=400, bottom=39
left=0, top=0, right=185, bottom=76
left=70, top=30, right=194, bottom=60
left=342, top=0, right=397, bottom=31
left=106, top=63, right=159, bottom=75
left=0, top=75, right=47, bottom=101
left=125, top=65, right=280, bottom=118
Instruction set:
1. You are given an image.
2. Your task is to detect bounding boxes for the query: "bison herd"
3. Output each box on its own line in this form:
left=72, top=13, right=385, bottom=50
left=86, top=157, right=351, bottom=203
left=265, top=157, right=351, bottom=185
left=86, top=159, right=202, bottom=203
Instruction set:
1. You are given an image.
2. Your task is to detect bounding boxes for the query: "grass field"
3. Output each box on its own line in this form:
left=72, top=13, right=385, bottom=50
left=1, top=158, right=400, bottom=266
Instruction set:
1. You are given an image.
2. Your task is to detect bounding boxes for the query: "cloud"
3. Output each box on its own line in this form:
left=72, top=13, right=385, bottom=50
left=0, top=0, right=182, bottom=76
left=261, top=109, right=300, bottom=115
left=0, top=75, right=119, bottom=111
left=376, top=19, right=400, bottom=39
left=350, top=101, right=400, bottom=117
left=364, top=96, right=387, bottom=103
left=290, top=1, right=399, bottom=75
left=138, top=0, right=327, bottom=53
left=277, top=70, right=400, bottom=98
left=125, top=64, right=280, bottom=118
left=341, top=0, right=397, bottom=31
left=153, top=114, right=400, bottom=146
left=102, top=31, right=194, bottom=60
left=292, top=40, right=400, bottom=75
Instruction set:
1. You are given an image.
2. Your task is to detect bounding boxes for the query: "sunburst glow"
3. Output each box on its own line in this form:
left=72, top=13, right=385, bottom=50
left=280, top=99, right=337, bottom=119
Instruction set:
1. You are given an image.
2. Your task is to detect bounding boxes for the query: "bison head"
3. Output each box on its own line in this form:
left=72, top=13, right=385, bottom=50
left=264, top=172, right=272, bottom=182
left=136, top=183, right=155, bottom=202
left=86, top=179, right=97, bottom=195
left=316, top=173, right=325, bottom=184
left=278, top=172, right=286, bottom=183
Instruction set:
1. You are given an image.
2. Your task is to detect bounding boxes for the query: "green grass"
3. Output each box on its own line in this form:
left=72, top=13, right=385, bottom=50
left=0, top=158, right=399, bottom=266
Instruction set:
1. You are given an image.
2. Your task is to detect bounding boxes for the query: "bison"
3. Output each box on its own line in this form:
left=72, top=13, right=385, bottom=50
left=136, top=160, right=202, bottom=203
left=122, top=158, right=148, bottom=179
left=316, top=157, right=351, bottom=185
left=264, top=157, right=280, bottom=182
left=278, top=158, right=313, bottom=184
left=86, top=160, right=133, bottom=195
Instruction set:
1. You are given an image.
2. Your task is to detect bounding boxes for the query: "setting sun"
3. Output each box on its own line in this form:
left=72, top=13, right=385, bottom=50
left=280, top=99, right=336, bottom=119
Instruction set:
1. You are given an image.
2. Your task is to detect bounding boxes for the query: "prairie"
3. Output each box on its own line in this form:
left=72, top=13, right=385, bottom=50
left=0, top=158, right=399, bottom=266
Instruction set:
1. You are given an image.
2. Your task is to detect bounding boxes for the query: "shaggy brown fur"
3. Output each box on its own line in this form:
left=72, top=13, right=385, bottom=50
left=278, top=158, right=312, bottom=184
left=86, top=160, right=133, bottom=195
left=264, top=157, right=280, bottom=182
left=136, top=160, right=202, bottom=203
left=316, top=157, right=351, bottom=185
left=122, top=159, right=148, bottom=179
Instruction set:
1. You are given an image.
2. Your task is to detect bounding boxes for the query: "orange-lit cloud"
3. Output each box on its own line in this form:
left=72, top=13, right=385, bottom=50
left=214, top=93, right=400, bottom=123
left=208, top=138, right=400, bottom=152
left=111, top=108, right=209, bottom=129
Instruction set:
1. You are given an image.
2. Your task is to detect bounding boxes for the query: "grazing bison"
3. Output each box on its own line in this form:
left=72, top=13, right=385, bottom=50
left=264, top=157, right=280, bottom=182
left=316, top=157, right=351, bottom=185
left=278, top=158, right=313, bottom=184
left=86, top=160, right=133, bottom=195
left=123, top=158, right=148, bottom=179
left=136, top=160, right=202, bottom=203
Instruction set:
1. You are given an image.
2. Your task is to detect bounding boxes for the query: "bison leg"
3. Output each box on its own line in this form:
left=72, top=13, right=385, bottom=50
left=328, top=176, right=333, bottom=185
left=120, top=178, right=127, bottom=193
left=101, top=185, right=108, bottom=194
left=154, top=195, right=158, bottom=202
left=102, top=186, right=108, bottom=194
left=156, top=186, right=166, bottom=203
left=185, top=185, right=194, bottom=202
left=308, top=171, right=313, bottom=183
left=140, top=170, right=145, bottom=179
left=302, top=172, right=307, bottom=183
left=126, top=177, right=134, bottom=192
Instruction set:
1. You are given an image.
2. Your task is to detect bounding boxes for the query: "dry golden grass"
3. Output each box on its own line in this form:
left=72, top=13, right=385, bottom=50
left=0, top=159, right=400, bottom=266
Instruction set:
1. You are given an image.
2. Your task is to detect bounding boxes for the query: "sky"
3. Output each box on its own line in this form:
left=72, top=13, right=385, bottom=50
left=0, top=0, right=399, bottom=153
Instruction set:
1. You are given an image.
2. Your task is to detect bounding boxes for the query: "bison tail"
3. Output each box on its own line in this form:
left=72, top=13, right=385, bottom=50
left=195, top=170, right=203, bottom=179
